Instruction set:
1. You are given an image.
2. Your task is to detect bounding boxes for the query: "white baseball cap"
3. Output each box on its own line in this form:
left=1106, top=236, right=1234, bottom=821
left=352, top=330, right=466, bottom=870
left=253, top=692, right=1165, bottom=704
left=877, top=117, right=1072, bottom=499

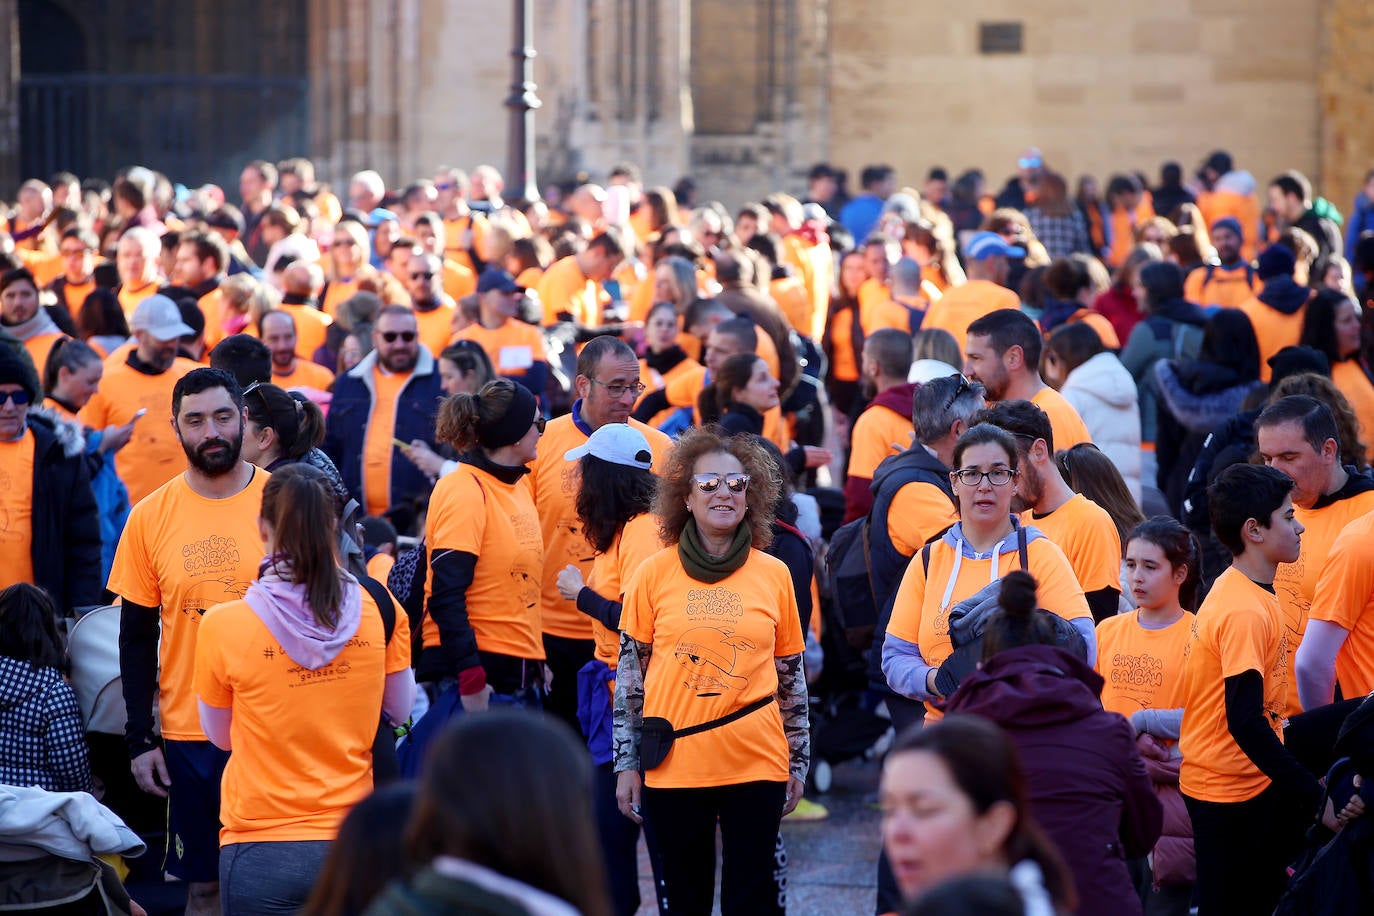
left=564, top=423, right=653, bottom=470
left=131, top=294, right=195, bottom=342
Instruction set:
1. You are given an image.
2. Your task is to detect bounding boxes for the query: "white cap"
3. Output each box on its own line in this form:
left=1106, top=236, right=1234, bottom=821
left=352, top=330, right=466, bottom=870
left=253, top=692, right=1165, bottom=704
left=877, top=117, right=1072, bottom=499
left=131, top=294, right=195, bottom=342
left=909, top=358, right=963, bottom=384
left=564, top=423, right=653, bottom=470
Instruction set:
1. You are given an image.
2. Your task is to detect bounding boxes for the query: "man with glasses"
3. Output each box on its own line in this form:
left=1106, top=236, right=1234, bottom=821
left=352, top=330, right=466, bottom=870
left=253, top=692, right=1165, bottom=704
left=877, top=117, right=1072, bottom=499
left=530, top=335, right=674, bottom=729
left=403, top=250, right=457, bottom=357
left=452, top=268, right=547, bottom=396
left=323, top=304, right=442, bottom=524
left=48, top=227, right=99, bottom=315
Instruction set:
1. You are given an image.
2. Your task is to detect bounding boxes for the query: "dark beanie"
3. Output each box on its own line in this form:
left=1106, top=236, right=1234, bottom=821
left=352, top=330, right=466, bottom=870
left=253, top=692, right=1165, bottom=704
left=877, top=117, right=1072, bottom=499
left=1268, top=346, right=1330, bottom=387
left=1210, top=216, right=1243, bottom=239
left=476, top=382, right=539, bottom=450
left=0, top=343, right=38, bottom=401
left=1257, top=244, right=1296, bottom=280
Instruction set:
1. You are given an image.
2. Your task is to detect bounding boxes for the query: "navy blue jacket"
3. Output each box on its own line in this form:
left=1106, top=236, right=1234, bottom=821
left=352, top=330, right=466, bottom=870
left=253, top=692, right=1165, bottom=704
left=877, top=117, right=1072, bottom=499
left=26, top=409, right=102, bottom=612
left=323, top=347, right=444, bottom=516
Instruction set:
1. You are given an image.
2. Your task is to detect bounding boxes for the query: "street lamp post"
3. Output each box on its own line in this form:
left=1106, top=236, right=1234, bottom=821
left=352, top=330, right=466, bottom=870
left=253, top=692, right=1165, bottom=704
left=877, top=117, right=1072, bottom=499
left=506, top=0, right=540, bottom=201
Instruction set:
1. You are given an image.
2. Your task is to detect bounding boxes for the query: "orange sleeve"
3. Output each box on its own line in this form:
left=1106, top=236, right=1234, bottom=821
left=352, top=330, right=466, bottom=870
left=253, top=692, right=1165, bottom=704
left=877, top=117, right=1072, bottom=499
left=427, top=470, right=488, bottom=555
left=886, top=548, right=931, bottom=645
left=1310, top=520, right=1374, bottom=631
left=194, top=604, right=234, bottom=708
left=1027, top=539, right=1091, bottom=622
left=1216, top=605, right=1272, bottom=678
left=774, top=567, right=805, bottom=657
left=887, top=483, right=957, bottom=557
left=105, top=504, right=159, bottom=606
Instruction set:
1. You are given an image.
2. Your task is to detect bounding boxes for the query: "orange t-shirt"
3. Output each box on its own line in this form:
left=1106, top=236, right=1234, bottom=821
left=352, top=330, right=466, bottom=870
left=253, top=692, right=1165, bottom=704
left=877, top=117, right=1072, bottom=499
left=362, top=367, right=411, bottom=518
left=1333, top=360, right=1374, bottom=462
left=423, top=461, right=545, bottom=661
left=1309, top=510, right=1374, bottom=698
left=197, top=288, right=228, bottom=350
left=278, top=302, right=333, bottom=361
left=79, top=354, right=199, bottom=505
left=451, top=319, right=547, bottom=380
left=638, top=356, right=702, bottom=428
left=886, top=478, right=959, bottom=557
left=538, top=256, right=600, bottom=327
left=1196, top=189, right=1262, bottom=261
left=273, top=358, right=336, bottom=391
left=443, top=214, right=485, bottom=274
left=828, top=306, right=860, bottom=382
left=1021, top=494, right=1122, bottom=594
left=25, top=252, right=64, bottom=289
left=620, top=546, right=805, bottom=788
left=1179, top=567, right=1290, bottom=803
left=922, top=281, right=1020, bottom=359
left=442, top=258, right=477, bottom=303
left=887, top=530, right=1089, bottom=718
left=514, top=266, right=544, bottom=291
left=770, top=276, right=812, bottom=337
left=55, top=277, right=96, bottom=315
left=107, top=470, right=270, bottom=740
left=1094, top=611, right=1192, bottom=720
left=1238, top=295, right=1307, bottom=383
left=195, top=587, right=409, bottom=844
left=117, top=280, right=159, bottom=319
left=922, top=264, right=949, bottom=294
left=848, top=402, right=914, bottom=480
left=21, top=333, right=64, bottom=377
left=0, top=430, right=36, bottom=589
left=321, top=278, right=361, bottom=319
left=366, top=552, right=395, bottom=583
left=587, top=512, right=665, bottom=670
left=1273, top=489, right=1374, bottom=714
left=530, top=414, right=674, bottom=640
left=413, top=303, right=457, bottom=358
left=1183, top=264, right=1261, bottom=310
left=1030, top=386, right=1093, bottom=450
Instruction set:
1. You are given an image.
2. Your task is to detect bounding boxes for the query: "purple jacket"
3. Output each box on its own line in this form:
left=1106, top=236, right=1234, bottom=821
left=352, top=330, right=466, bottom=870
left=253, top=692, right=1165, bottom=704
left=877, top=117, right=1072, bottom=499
left=946, top=645, right=1163, bottom=916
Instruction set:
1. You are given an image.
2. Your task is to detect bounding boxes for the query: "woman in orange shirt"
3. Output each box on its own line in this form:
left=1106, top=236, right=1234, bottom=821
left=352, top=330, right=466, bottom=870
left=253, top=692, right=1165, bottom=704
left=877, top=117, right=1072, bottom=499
left=554, top=423, right=662, bottom=916
left=1097, top=517, right=1200, bottom=911
left=822, top=250, right=867, bottom=417
left=1300, top=289, right=1374, bottom=462
left=195, top=465, right=414, bottom=915
left=613, top=428, right=808, bottom=915
left=416, top=379, right=546, bottom=713
left=638, top=301, right=700, bottom=428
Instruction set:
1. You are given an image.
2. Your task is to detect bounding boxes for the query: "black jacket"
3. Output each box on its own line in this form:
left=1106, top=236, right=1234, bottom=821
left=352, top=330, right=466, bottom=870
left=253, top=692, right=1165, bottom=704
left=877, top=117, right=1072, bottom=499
left=25, top=410, right=102, bottom=612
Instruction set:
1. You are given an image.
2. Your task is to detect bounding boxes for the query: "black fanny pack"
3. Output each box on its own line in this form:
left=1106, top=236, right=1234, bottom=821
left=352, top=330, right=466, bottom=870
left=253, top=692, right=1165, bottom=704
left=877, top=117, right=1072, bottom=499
left=639, top=694, right=776, bottom=771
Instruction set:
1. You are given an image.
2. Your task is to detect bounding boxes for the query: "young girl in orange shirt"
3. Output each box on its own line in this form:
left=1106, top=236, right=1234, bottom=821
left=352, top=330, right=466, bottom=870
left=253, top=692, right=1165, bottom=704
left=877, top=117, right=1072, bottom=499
left=1096, top=517, right=1201, bottom=915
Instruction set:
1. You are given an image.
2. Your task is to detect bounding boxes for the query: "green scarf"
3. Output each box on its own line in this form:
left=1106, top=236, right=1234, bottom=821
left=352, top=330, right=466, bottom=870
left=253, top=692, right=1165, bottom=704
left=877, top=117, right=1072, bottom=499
left=678, top=518, right=752, bottom=583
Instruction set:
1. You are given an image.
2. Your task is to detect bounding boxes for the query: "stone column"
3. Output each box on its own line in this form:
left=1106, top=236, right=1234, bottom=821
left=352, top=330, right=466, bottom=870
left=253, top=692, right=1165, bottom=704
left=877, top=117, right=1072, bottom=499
left=0, top=0, right=18, bottom=192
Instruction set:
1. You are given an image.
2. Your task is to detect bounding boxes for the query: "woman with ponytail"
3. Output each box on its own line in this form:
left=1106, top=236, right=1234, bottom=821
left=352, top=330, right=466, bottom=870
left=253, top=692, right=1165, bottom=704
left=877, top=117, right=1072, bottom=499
left=945, top=571, right=1163, bottom=916
left=194, top=464, right=415, bottom=915
left=416, top=378, right=545, bottom=712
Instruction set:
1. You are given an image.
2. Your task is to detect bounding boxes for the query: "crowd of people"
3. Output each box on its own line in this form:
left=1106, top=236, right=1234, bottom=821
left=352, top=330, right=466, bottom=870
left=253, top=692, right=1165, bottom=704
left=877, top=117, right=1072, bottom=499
left=3, top=146, right=1374, bottom=915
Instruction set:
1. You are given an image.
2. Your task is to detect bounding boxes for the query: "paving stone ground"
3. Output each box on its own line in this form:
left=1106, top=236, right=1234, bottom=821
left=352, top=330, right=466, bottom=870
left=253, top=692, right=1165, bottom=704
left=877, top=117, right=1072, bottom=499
left=633, top=757, right=884, bottom=915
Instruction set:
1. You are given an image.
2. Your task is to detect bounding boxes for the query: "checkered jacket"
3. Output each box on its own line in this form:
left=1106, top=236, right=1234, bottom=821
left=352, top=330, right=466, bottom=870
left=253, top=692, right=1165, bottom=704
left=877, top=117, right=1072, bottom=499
left=0, top=656, right=92, bottom=793
left=1027, top=209, right=1092, bottom=260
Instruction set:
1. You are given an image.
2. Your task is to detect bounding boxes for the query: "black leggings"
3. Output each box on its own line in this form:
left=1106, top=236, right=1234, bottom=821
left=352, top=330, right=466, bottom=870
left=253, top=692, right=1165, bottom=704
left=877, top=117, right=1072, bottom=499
left=1184, top=783, right=1311, bottom=915
left=641, top=780, right=787, bottom=915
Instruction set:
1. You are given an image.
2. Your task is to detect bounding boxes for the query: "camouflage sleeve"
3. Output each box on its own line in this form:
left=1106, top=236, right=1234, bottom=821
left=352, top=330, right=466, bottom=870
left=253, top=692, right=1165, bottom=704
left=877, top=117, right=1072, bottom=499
left=613, top=631, right=653, bottom=774
left=775, top=652, right=810, bottom=782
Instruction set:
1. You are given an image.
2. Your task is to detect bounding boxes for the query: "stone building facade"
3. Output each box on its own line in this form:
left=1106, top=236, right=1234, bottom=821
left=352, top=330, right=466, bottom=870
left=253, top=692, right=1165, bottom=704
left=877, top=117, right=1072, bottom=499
left=3, top=1, right=1373, bottom=215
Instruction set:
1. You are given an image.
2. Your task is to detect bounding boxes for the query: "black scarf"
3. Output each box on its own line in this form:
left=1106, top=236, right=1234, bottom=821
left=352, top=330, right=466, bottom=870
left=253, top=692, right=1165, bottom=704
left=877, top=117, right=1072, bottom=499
left=677, top=518, right=751, bottom=583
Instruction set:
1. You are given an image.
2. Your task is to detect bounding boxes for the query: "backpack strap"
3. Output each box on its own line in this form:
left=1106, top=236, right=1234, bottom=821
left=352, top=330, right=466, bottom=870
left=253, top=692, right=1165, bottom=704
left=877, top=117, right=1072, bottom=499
left=360, top=575, right=397, bottom=644
left=1018, top=525, right=1029, bottom=571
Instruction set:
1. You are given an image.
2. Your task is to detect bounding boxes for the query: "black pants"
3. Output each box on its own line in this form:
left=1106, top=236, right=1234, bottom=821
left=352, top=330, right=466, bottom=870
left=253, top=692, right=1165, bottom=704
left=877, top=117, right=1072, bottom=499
left=1184, top=783, right=1311, bottom=915
left=594, top=762, right=647, bottom=916
left=641, top=780, right=786, bottom=915
left=542, top=634, right=594, bottom=732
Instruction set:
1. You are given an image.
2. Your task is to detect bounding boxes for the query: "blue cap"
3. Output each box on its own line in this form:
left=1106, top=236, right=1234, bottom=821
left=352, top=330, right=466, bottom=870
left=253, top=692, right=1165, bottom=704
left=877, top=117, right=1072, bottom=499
left=964, top=231, right=1025, bottom=261
left=477, top=269, right=523, bottom=295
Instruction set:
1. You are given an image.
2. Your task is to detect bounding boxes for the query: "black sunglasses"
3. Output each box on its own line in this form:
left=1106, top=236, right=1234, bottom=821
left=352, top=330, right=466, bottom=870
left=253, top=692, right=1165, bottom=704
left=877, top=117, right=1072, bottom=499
left=943, top=373, right=973, bottom=411
left=381, top=331, right=417, bottom=343
left=410, top=272, right=435, bottom=281
left=0, top=390, right=31, bottom=406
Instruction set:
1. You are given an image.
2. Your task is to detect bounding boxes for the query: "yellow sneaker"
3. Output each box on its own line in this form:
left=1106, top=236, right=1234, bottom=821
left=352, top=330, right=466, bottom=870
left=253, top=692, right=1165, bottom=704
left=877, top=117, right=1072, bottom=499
left=785, top=797, right=830, bottom=821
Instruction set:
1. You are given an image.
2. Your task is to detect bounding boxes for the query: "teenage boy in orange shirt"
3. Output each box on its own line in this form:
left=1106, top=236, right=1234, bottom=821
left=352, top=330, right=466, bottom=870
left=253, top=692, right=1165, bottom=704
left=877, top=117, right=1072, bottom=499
left=1178, top=463, right=1330, bottom=915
